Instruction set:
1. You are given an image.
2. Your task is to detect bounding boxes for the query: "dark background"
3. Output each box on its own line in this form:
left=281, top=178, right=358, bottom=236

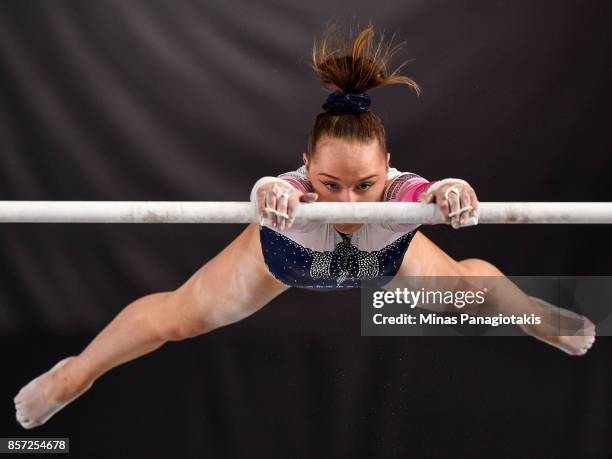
left=1, top=1, right=611, bottom=457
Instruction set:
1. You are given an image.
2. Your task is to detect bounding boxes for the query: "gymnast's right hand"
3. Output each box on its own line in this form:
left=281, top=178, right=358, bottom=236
left=255, top=181, right=318, bottom=230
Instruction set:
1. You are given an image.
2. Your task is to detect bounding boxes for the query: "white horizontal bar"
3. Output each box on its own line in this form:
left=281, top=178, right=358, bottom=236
left=0, top=201, right=610, bottom=224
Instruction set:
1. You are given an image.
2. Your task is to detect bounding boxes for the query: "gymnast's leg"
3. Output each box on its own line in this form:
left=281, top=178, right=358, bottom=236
left=387, top=230, right=595, bottom=356
left=14, top=224, right=289, bottom=429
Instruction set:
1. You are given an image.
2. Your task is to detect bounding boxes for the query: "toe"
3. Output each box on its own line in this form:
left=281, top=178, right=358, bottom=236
left=21, top=420, right=35, bottom=430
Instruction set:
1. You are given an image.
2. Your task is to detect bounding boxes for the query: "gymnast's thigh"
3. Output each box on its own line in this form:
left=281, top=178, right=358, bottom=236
left=384, top=230, right=464, bottom=293
left=172, top=223, right=290, bottom=328
left=398, top=230, right=463, bottom=277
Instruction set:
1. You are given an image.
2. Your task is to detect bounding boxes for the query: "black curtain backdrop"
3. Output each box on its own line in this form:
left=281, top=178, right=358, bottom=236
left=1, top=1, right=611, bottom=457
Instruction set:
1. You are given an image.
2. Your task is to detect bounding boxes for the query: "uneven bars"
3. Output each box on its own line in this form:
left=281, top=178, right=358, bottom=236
left=0, top=201, right=611, bottom=224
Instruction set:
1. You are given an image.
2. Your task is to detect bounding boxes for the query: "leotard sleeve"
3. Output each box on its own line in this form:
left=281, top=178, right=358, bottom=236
left=384, top=168, right=435, bottom=203
left=381, top=168, right=437, bottom=232
left=277, top=165, right=314, bottom=194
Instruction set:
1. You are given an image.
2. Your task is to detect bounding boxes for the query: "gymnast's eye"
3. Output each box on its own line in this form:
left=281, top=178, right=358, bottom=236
left=357, top=182, right=374, bottom=191
left=323, top=182, right=339, bottom=191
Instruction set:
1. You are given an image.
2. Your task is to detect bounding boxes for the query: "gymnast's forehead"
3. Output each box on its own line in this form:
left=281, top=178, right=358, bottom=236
left=308, top=136, right=387, bottom=175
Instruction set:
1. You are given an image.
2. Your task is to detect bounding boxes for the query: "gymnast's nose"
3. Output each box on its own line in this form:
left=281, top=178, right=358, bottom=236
left=338, top=190, right=359, bottom=202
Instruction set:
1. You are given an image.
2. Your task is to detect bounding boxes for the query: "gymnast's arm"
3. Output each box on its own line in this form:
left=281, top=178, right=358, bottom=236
left=384, top=172, right=480, bottom=231
left=380, top=172, right=436, bottom=233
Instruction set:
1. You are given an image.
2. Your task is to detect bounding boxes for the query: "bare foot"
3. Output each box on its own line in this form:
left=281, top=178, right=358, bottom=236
left=519, top=296, right=596, bottom=356
left=14, top=356, right=93, bottom=429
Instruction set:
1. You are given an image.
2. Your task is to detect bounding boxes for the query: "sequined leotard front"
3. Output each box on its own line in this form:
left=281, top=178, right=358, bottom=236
left=258, top=166, right=432, bottom=291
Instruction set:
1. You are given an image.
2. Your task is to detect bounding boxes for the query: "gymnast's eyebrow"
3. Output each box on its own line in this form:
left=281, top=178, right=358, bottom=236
left=318, top=173, right=378, bottom=181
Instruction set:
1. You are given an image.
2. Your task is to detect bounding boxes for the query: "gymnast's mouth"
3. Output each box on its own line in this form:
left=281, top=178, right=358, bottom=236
left=333, top=223, right=363, bottom=234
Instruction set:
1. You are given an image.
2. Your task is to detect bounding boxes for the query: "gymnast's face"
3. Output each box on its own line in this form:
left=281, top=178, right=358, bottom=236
left=303, top=135, right=390, bottom=234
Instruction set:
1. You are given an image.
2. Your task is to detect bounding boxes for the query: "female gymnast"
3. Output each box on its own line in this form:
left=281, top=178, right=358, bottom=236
left=14, top=24, right=595, bottom=430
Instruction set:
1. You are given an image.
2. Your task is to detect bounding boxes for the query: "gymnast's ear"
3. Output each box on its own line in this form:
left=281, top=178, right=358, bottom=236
left=386, top=152, right=390, bottom=169
left=303, top=152, right=309, bottom=170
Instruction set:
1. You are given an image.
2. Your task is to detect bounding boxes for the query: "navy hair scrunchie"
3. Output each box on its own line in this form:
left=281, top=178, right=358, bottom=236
left=322, top=92, right=371, bottom=115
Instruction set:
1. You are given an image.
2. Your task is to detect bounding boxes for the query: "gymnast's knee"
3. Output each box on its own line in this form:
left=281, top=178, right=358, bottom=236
left=163, top=318, right=209, bottom=341
left=156, top=291, right=212, bottom=341
left=458, top=258, right=504, bottom=277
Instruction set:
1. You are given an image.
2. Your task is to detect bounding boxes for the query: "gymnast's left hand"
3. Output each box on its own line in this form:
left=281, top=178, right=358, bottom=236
left=419, top=178, right=479, bottom=229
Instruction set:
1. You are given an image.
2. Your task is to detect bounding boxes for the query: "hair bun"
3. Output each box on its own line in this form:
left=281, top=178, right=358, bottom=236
left=322, top=92, right=371, bottom=115
left=311, top=24, right=420, bottom=97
